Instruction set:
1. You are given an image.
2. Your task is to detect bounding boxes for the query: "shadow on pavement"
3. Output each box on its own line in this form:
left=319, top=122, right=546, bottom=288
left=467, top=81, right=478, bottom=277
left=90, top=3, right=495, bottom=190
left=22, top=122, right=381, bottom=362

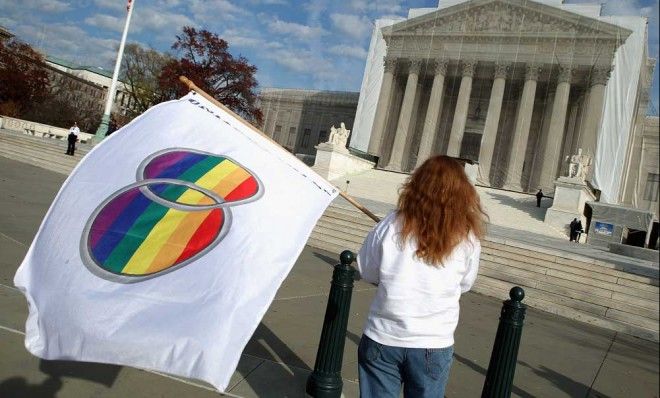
left=245, top=322, right=310, bottom=370
left=312, top=251, right=337, bottom=267
left=39, top=359, right=121, bottom=387
left=453, top=353, right=534, bottom=398
left=345, top=329, right=361, bottom=346
left=0, top=376, right=62, bottom=398
left=312, top=250, right=361, bottom=281
left=0, top=359, right=121, bottom=398
left=518, top=360, right=611, bottom=398
left=485, top=191, right=547, bottom=222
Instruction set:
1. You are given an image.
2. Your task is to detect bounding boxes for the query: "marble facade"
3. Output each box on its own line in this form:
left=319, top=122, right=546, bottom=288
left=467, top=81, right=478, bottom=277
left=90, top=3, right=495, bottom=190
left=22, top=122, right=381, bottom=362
left=259, top=88, right=358, bottom=155
left=363, top=0, right=639, bottom=194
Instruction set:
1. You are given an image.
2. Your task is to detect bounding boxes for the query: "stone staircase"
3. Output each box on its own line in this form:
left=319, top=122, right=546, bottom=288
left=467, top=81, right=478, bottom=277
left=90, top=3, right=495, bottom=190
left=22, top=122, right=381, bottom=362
left=310, top=202, right=660, bottom=341
left=0, top=129, right=90, bottom=175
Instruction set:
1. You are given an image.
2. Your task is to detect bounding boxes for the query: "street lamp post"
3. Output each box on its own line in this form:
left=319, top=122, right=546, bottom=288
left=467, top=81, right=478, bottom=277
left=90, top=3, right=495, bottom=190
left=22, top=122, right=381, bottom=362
left=94, top=0, right=135, bottom=143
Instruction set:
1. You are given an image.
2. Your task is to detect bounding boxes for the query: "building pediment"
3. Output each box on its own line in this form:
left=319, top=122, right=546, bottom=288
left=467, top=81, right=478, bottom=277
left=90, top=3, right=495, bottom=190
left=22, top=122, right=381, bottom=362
left=382, top=0, right=631, bottom=40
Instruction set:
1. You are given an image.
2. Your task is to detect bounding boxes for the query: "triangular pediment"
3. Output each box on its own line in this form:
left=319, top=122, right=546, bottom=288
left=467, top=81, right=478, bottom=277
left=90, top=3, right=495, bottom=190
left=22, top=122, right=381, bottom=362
left=382, top=0, right=631, bottom=39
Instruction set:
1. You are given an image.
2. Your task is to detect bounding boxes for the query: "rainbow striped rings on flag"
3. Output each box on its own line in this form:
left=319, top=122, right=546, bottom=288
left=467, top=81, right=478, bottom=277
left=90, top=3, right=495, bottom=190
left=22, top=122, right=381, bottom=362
left=80, top=148, right=264, bottom=283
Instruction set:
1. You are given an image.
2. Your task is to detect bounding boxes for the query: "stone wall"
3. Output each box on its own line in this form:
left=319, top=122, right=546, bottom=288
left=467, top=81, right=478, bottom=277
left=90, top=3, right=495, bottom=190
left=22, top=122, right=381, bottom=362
left=0, top=115, right=94, bottom=143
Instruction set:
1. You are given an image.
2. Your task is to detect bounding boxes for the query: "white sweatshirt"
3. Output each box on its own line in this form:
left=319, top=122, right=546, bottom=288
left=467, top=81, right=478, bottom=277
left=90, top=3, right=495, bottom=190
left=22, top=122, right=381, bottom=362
left=357, top=211, right=481, bottom=349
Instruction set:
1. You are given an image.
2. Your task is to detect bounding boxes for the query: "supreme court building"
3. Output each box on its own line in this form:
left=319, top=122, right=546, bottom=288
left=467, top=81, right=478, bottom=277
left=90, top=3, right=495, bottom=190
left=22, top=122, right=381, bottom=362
left=349, top=0, right=657, bottom=204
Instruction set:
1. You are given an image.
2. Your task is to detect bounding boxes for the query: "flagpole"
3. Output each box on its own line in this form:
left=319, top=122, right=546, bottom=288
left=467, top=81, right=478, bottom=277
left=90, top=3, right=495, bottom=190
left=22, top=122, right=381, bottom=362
left=178, top=76, right=381, bottom=223
left=94, top=0, right=136, bottom=142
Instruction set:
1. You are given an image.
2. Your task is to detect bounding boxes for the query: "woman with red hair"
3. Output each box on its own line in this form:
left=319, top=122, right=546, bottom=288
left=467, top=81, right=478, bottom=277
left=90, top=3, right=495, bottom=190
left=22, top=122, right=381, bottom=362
left=357, top=155, right=486, bottom=398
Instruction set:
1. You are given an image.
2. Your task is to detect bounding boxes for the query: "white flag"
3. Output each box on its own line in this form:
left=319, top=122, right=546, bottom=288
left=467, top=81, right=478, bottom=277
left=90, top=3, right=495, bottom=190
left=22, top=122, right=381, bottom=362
left=14, top=93, right=338, bottom=391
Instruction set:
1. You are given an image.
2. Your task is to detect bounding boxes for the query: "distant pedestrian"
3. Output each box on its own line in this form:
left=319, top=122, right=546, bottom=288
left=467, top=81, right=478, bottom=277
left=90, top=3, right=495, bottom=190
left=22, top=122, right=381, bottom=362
left=575, top=220, right=584, bottom=243
left=536, top=189, right=544, bottom=207
left=66, top=122, right=80, bottom=156
left=356, top=156, right=486, bottom=398
left=569, top=218, right=581, bottom=242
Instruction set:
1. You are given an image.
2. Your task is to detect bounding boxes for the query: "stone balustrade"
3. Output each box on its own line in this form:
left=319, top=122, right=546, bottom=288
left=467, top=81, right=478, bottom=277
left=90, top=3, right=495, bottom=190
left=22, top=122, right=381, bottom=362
left=0, top=115, right=94, bottom=143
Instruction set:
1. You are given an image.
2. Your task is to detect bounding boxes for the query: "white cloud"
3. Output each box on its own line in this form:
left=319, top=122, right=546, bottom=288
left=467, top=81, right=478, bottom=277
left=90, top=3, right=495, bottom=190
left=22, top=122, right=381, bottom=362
left=266, top=17, right=326, bottom=40
left=328, top=44, right=368, bottom=59
left=93, top=0, right=123, bottom=11
left=348, top=0, right=404, bottom=14
left=245, top=0, right=288, bottom=4
left=14, top=22, right=119, bottom=67
left=0, top=0, right=70, bottom=13
left=85, top=14, right=124, bottom=33
left=135, top=9, right=194, bottom=32
left=37, top=0, right=70, bottom=12
left=188, top=0, right=246, bottom=22
left=330, top=13, right=372, bottom=39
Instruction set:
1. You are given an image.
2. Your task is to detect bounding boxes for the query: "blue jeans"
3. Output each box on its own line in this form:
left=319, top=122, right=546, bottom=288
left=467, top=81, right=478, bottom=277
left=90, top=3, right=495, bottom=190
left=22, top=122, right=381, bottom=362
left=358, top=335, right=454, bottom=398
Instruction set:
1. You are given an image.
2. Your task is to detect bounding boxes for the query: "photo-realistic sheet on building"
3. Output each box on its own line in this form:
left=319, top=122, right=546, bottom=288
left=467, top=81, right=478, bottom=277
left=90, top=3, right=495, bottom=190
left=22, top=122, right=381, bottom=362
left=13, top=92, right=338, bottom=391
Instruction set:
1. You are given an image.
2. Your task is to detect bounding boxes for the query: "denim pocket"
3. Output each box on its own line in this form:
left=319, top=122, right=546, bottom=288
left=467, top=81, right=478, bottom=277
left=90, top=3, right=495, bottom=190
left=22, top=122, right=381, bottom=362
left=425, top=346, right=454, bottom=381
left=358, top=335, right=382, bottom=363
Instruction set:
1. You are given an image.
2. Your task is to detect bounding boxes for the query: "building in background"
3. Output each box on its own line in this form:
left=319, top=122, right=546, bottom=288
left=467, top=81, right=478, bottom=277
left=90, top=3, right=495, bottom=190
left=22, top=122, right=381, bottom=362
left=259, top=88, right=359, bottom=155
left=350, top=0, right=656, bottom=207
left=46, top=56, right=133, bottom=116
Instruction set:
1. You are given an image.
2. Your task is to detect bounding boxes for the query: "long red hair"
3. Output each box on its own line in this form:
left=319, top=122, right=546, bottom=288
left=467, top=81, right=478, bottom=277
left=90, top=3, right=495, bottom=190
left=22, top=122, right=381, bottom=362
left=397, top=156, right=486, bottom=266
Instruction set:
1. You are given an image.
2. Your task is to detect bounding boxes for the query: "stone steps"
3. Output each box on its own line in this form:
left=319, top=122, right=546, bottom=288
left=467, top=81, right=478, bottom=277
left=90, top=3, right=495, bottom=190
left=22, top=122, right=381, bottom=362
left=2, top=129, right=657, bottom=341
left=0, top=129, right=90, bottom=174
left=308, top=202, right=660, bottom=341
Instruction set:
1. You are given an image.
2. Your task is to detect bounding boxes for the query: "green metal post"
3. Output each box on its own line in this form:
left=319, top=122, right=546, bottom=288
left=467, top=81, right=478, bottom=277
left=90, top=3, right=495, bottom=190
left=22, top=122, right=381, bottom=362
left=306, top=250, right=356, bottom=398
left=93, top=114, right=111, bottom=144
left=482, top=286, right=526, bottom=398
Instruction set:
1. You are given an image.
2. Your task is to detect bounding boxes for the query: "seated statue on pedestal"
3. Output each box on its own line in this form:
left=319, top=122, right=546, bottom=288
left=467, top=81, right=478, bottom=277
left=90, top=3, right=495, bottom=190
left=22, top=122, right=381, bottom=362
left=565, top=148, right=592, bottom=182
left=327, top=123, right=350, bottom=148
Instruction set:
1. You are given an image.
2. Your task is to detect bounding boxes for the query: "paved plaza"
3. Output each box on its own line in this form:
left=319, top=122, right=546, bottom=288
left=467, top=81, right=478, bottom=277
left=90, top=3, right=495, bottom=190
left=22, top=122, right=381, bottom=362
left=0, top=156, right=658, bottom=397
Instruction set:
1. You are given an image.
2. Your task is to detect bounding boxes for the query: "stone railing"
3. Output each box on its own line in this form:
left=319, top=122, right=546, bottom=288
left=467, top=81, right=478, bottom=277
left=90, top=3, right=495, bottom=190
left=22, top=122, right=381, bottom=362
left=0, top=115, right=95, bottom=143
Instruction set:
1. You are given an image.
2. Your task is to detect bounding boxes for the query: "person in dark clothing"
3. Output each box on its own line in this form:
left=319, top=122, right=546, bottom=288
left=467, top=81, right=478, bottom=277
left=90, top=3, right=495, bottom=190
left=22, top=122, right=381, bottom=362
left=536, top=189, right=544, bottom=207
left=66, top=122, right=79, bottom=156
left=575, top=220, right=584, bottom=243
left=569, top=218, right=578, bottom=241
left=569, top=218, right=584, bottom=242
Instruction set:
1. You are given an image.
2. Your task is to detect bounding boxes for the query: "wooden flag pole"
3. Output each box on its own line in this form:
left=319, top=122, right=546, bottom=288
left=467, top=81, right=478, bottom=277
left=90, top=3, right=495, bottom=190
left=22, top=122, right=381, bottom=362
left=178, top=76, right=381, bottom=223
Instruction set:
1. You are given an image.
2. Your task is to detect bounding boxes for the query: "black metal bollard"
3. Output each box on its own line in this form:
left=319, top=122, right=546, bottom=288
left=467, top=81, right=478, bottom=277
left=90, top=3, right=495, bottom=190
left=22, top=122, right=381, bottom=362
left=306, top=250, right=356, bottom=398
left=481, top=286, right=527, bottom=398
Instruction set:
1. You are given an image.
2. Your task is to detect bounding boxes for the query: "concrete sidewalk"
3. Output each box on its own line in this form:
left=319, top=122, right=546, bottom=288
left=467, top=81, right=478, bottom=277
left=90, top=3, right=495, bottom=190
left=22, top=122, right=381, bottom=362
left=0, top=156, right=658, bottom=397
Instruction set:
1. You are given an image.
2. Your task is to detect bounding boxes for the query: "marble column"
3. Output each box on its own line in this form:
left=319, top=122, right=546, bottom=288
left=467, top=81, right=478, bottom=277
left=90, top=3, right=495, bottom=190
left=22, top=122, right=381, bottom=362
left=386, top=59, right=422, bottom=171
left=478, top=63, right=509, bottom=185
left=539, top=66, right=573, bottom=191
left=577, top=66, right=611, bottom=163
left=367, top=57, right=398, bottom=156
left=504, top=64, right=541, bottom=191
left=415, top=59, right=448, bottom=168
left=447, top=61, right=476, bottom=157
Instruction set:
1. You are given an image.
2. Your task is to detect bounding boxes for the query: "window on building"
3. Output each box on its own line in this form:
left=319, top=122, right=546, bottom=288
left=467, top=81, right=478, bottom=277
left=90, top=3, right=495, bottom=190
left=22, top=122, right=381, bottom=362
left=644, top=173, right=659, bottom=202
left=274, top=125, right=282, bottom=141
left=287, top=127, right=296, bottom=148
left=301, top=128, right=311, bottom=148
left=318, top=130, right=328, bottom=144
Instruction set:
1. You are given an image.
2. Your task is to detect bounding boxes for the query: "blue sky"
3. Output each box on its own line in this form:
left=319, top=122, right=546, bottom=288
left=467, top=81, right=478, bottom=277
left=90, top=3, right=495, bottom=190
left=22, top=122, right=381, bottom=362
left=0, top=0, right=658, bottom=113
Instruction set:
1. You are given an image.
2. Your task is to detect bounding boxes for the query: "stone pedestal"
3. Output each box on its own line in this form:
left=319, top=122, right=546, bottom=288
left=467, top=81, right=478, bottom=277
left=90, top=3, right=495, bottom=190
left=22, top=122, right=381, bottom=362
left=544, top=177, right=596, bottom=233
left=312, top=143, right=375, bottom=181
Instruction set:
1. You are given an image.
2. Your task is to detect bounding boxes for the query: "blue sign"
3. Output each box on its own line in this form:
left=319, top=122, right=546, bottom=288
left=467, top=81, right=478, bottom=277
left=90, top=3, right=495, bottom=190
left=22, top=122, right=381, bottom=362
left=594, top=222, right=614, bottom=236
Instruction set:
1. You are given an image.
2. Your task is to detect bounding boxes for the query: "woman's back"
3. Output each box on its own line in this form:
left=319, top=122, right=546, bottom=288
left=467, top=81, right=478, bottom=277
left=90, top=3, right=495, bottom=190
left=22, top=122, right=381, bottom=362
left=356, top=156, right=486, bottom=398
left=358, top=211, right=480, bottom=349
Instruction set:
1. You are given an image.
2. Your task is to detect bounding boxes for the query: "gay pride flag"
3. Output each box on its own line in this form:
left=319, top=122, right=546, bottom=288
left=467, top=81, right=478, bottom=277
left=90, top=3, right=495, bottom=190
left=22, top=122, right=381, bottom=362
left=14, top=92, right=338, bottom=391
